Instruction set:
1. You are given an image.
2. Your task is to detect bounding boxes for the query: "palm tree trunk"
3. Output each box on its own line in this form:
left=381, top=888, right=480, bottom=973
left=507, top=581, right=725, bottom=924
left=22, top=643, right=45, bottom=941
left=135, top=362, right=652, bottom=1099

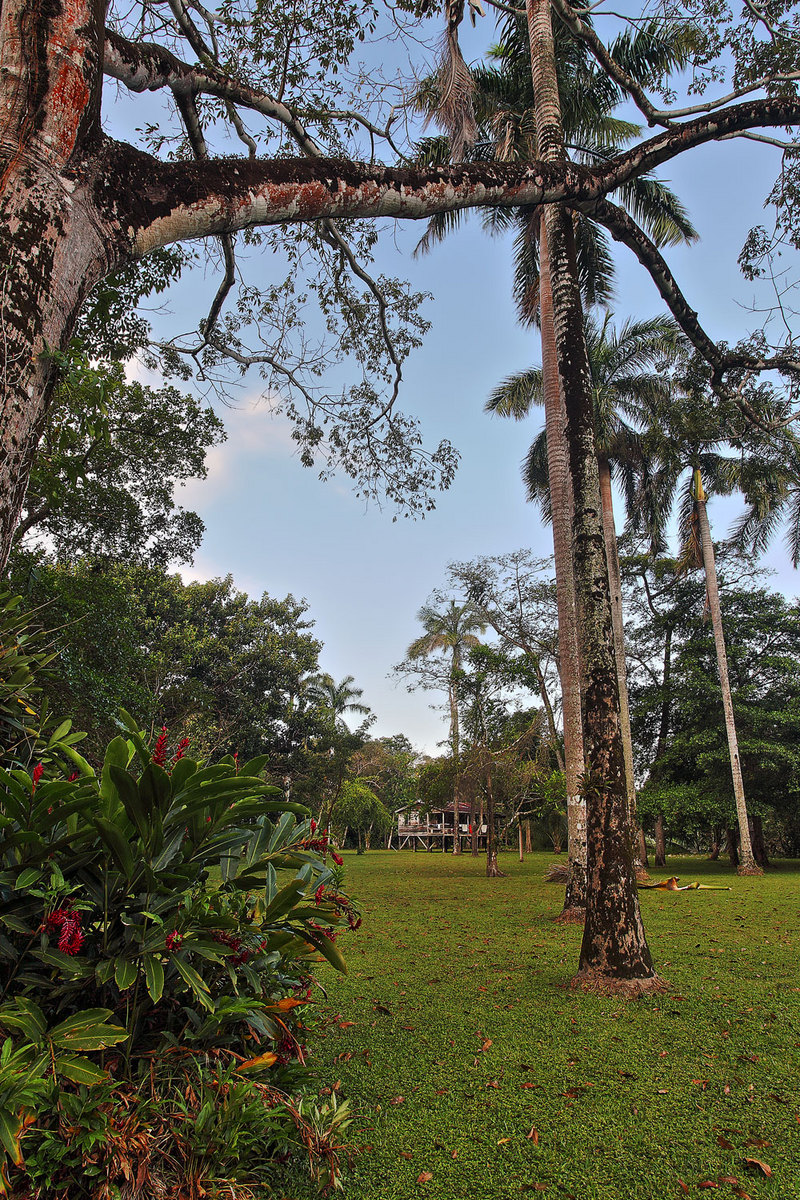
left=539, top=213, right=587, bottom=922
left=527, top=0, right=660, bottom=990
left=598, top=457, right=638, bottom=838
left=449, top=669, right=462, bottom=855
left=693, top=471, right=761, bottom=875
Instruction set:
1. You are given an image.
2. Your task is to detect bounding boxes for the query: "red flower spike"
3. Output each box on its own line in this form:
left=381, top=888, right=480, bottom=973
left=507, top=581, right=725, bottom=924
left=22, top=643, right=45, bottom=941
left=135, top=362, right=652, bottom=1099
left=31, top=763, right=44, bottom=793
left=332, top=851, right=343, bottom=867
left=310, top=819, right=317, bottom=833
left=315, top=884, right=325, bottom=905
left=67, top=771, right=79, bottom=782
left=172, top=737, right=190, bottom=766
left=165, top=930, right=183, bottom=952
left=153, top=726, right=169, bottom=767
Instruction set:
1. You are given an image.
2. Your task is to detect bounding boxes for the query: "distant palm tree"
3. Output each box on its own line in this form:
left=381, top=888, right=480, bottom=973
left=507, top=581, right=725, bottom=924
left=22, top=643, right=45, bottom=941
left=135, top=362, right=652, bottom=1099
left=634, top=388, right=773, bottom=875
left=305, top=672, right=371, bottom=729
left=407, top=600, right=485, bottom=853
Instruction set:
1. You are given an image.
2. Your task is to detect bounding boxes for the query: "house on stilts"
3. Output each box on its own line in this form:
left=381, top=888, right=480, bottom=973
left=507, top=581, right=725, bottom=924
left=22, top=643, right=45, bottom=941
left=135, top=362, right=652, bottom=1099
left=394, top=802, right=488, bottom=852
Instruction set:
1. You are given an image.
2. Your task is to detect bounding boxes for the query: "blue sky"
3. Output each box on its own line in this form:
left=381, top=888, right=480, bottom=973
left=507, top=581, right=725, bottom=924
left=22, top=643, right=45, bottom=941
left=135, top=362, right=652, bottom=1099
left=111, top=16, right=800, bottom=754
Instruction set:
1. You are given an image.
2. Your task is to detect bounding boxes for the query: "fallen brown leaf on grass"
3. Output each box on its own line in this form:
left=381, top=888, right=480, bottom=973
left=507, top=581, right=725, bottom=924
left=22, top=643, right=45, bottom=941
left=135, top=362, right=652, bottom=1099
left=744, top=1158, right=772, bottom=1177
left=718, top=1177, right=739, bottom=1185
left=486, top=1079, right=501, bottom=1089
left=744, top=1137, right=771, bottom=1148
left=717, top=1135, right=735, bottom=1150
left=678, top=1181, right=690, bottom=1194
left=697, top=1183, right=719, bottom=1190
left=400, top=1151, right=413, bottom=1160
left=521, top=1082, right=542, bottom=1090
left=527, top=1127, right=539, bottom=1144
left=389, top=1096, right=404, bottom=1105
left=479, top=1038, right=493, bottom=1052
left=520, top=1186, right=548, bottom=1193
left=417, top=1172, right=433, bottom=1184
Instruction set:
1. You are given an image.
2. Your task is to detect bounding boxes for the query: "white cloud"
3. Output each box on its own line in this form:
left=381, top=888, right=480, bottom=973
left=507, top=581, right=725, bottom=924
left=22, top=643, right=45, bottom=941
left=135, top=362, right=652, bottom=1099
left=177, top=399, right=298, bottom=507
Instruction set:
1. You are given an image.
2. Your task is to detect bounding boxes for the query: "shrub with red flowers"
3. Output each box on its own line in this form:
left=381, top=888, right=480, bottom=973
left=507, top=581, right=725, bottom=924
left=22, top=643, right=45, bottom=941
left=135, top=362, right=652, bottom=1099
left=0, top=709, right=359, bottom=1196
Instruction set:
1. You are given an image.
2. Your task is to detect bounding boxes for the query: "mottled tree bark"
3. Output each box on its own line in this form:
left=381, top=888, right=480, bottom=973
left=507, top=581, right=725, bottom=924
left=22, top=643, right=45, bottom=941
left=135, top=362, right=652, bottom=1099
left=539, top=216, right=587, bottom=923
left=694, top=474, right=761, bottom=875
left=527, top=0, right=661, bottom=991
left=598, top=457, right=638, bottom=836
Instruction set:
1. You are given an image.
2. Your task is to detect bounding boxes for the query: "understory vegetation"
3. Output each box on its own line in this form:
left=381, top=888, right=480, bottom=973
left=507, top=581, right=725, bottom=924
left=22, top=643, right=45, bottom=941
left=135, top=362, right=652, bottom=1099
left=283, top=852, right=800, bottom=1200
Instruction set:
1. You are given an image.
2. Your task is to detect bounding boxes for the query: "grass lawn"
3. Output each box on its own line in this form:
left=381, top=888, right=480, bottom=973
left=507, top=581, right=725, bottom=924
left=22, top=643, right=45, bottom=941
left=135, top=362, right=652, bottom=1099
left=281, top=850, right=800, bottom=1200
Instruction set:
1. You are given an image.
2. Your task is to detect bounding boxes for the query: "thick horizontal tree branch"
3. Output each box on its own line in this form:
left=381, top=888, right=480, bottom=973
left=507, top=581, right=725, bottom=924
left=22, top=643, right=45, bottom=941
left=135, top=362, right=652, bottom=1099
left=579, top=195, right=800, bottom=385
left=95, top=94, right=800, bottom=258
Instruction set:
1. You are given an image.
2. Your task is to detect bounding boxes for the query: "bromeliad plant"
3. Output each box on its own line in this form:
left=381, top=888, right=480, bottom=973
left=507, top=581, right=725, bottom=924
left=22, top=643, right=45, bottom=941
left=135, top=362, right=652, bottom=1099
left=0, top=709, right=358, bottom=1195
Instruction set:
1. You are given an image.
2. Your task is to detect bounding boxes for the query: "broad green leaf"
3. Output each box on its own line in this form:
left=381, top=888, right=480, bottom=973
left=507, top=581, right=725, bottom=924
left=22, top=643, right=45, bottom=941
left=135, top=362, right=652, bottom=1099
left=49, top=1008, right=126, bottom=1041
left=261, top=879, right=307, bottom=924
left=108, top=766, right=148, bottom=839
left=53, top=742, right=96, bottom=779
left=100, top=737, right=133, bottom=806
left=0, top=1109, right=23, bottom=1165
left=46, top=718, right=73, bottom=748
left=138, top=762, right=171, bottom=817
left=0, top=998, right=46, bottom=1043
left=114, top=958, right=137, bottom=991
left=93, top=817, right=135, bottom=878
left=54, top=1055, right=109, bottom=1085
left=304, top=928, right=348, bottom=975
left=144, top=956, right=164, bottom=1003
left=169, top=757, right=198, bottom=794
left=172, top=957, right=213, bottom=1010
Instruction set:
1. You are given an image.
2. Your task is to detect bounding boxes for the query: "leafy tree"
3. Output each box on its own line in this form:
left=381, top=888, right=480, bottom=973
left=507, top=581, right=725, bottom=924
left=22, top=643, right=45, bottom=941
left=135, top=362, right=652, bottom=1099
left=331, top=779, right=393, bottom=850
left=349, top=735, right=419, bottom=819
left=624, top=556, right=800, bottom=858
left=7, top=556, right=326, bottom=771
left=15, top=356, right=225, bottom=567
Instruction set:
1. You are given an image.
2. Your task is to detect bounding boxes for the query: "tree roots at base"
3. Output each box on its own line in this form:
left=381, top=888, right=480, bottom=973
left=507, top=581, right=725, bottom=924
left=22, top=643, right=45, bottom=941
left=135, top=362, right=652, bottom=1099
left=568, top=970, right=670, bottom=997
left=554, top=906, right=585, bottom=925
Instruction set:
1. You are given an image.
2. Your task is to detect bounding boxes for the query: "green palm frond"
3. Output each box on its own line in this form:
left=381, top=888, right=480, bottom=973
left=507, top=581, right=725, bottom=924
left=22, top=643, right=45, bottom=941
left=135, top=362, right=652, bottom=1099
left=523, top=431, right=552, bottom=522
left=485, top=367, right=543, bottom=419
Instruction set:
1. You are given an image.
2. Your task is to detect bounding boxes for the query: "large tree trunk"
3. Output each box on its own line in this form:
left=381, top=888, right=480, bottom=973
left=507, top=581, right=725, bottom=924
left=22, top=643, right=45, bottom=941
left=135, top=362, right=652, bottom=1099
left=538, top=215, right=587, bottom=924
left=527, top=0, right=660, bottom=991
left=693, top=473, right=760, bottom=875
left=0, top=0, right=111, bottom=569
left=598, top=457, right=638, bottom=838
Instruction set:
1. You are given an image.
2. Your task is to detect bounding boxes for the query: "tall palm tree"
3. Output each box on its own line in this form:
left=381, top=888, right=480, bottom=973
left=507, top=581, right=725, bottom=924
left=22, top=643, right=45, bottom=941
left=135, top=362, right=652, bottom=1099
left=417, top=9, right=695, bottom=917
left=632, top=388, right=768, bottom=874
left=305, top=672, right=371, bottom=729
left=488, top=312, right=686, bottom=852
left=407, top=600, right=485, bottom=853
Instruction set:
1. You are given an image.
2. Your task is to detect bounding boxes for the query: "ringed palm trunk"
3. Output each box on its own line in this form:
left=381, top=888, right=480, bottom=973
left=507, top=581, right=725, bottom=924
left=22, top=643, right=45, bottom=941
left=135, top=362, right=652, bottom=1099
left=449, top=664, right=462, bottom=855
left=693, top=471, right=760, bottom=875
left=597, top=457, right=638, bottom=835
left=527, top=0, right=660, bottom=989
left=539, top=214, right=587, bottom=921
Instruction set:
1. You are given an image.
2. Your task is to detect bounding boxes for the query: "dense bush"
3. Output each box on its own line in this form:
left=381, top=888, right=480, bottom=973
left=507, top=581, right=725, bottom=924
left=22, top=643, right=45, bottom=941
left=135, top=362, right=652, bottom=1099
left=0, top=680, right=358, bottom=1195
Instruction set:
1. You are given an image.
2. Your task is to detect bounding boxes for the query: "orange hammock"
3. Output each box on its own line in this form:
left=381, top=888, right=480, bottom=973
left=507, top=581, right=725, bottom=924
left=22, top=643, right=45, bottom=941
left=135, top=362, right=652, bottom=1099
left=639, top=876, right=731, bottom=891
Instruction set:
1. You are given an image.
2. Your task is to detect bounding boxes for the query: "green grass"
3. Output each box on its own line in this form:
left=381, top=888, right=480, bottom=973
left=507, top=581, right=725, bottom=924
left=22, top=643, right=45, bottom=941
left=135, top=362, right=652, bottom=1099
left=283, top=851, right=800, bottom=1200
